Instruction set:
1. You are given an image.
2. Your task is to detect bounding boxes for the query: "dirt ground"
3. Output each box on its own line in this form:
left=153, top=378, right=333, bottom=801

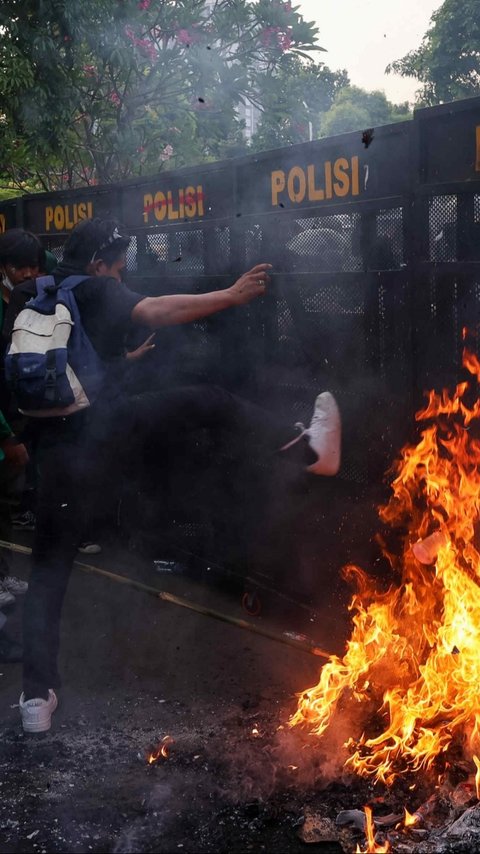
left=0, top=522, right=368, bottom=854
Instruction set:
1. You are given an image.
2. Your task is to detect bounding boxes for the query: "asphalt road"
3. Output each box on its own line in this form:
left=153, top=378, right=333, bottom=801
left=0, top=530, right=356, bottom=853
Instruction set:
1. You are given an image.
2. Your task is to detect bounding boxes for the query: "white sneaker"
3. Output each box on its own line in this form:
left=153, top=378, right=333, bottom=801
left=78, top=542, right=102, bottom=555
left=2, top=575, right=28, bottom=595
left=306, top=392, right=341, bottom=475
left=19, top=689, right=58, bottom=733
left=0, top=583, right=15, bottom=606
left=281, top=392, right=341, bottom=475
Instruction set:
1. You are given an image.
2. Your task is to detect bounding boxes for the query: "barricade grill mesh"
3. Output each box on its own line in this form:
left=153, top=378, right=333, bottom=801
left=429, top=195, right=457, bottom=262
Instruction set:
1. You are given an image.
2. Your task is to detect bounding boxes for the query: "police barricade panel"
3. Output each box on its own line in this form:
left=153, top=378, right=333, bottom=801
left=234, top=121, right=411, bottom=217
left=417, top=99, right=480, bottom=186
left=23, top=187, right=122, bottom=238
left=0, top=201, right=18, bottom=234
left=130, top=224, right=233, bottom=281
left=122, top=162, right=233, bottom=232
left=412, top=99, right=480, bottom=401
left=3, top=98, right=480, bottom=591
left=1, top=125, right=415, bottom=488
left=127, top=214, right=236, bottom=393
left=233, top=182, right=412, bottom=484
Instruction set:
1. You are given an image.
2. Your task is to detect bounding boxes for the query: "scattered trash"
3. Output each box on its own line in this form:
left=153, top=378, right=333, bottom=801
left=153, top=560, right=185, bottom=575
left=445, top=803, right=480, bottom=838
left=336, top=808, right=366, bottom=831
left=412, top=529, right=449, bottom=564
left=450, top=779, right=476, bottom=807
left=412, top=793, right=441, bottom=823
left=297, top=809, right=341, bottom=846
left=374, top=813, right=403, bottom=828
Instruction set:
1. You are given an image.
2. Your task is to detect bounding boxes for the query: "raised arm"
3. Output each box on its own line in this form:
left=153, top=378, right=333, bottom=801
left=131, top=264, right=271, bottom=329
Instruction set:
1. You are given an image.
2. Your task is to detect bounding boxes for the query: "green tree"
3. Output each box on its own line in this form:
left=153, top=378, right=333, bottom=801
left=0, top=0, right=322, bottom=191
left=319, top=86, right=411, bottom=136
left=249, top=57, right=349, bottom=151
left=386, top=0, right=480, bottom=106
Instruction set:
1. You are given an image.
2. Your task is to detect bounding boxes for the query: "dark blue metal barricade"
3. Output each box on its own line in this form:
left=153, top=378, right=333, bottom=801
left=2, top=97, right=480, bottom=608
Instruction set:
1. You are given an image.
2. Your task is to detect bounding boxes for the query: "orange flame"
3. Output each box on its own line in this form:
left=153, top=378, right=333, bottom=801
left=147, top=735, right=174, bottom=765
left=404, top=808, right=418, bottom=827
left=290, top=348, right=480, bottom=786
left=355, top=806, right=390, bottom=853
left=474, top=755, right=480, bottom=799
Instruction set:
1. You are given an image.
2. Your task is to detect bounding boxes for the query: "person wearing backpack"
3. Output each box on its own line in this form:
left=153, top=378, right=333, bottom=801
left=4, top=217, right=341, bottom=733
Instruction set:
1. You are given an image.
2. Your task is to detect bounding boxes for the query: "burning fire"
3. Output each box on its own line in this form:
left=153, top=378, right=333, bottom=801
left=355, top=806, right=389, bottom=853
left=147, top=735, right=174, bottom=765
left=474, top=754, right=480, bottom=798
left=403, top=808, right=418, bottom=827
left=290, top=346, right=480, bottom=786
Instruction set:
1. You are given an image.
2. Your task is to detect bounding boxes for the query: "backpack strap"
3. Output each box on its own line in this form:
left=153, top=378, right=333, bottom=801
left=56, top=275, right=90, bottom=291
left=33, top=274, right=90, bottom=298
left=44, top=349, right=58, bottom=403
left=34, top=275, right=57, bottom=297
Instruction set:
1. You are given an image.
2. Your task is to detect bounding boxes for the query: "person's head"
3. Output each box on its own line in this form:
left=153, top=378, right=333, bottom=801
left=62, top=218, right=131, bottom=281
left=0, top=228, right=44, bottom=287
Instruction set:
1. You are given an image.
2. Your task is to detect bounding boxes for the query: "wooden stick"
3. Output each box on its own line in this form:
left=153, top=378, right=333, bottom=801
left=0, top=539, right=331, bottom=660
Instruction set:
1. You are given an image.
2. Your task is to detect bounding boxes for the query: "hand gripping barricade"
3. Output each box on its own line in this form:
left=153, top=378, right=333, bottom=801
left=5, top=275, right=105, bottom=417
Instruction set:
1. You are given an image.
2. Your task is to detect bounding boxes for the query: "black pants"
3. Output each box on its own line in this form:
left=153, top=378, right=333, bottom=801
left=0, top=460, right=24, bottom=579
left=22, top=385, right=308, bottom=698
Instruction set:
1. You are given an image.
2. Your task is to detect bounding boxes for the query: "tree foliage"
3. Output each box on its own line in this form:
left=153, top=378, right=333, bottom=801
left=0, top=0, right=322, bottom=190
left=249, top=57, right=348, bottom=151
left=319, top=86, right=411, bottom=137
left=387, top=0, right=480, bottom=106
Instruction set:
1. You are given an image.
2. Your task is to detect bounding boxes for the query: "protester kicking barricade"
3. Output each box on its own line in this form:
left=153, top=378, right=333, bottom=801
left=4, top=218, right=341, bottom=733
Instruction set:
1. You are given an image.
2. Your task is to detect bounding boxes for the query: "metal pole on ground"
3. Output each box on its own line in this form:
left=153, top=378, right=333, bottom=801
left=0, top=539, right=332, bottom=661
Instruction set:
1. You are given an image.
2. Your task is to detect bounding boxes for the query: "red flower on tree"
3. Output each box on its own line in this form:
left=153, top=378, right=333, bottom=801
left=259, top=25, right=293, bottom=52
left=175, top=28, right=201, bottom=46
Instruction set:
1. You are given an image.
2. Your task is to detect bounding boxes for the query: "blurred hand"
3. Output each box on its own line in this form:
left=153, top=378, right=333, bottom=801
left=2, top=440, right=29, bottom=468
left=125, top=333, right=156, bottom=362
left=228, top=264, right=272, bottom=306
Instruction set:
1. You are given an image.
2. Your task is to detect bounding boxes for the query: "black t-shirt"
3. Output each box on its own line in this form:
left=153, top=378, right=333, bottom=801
left=3, top=271, right=145, bottom=363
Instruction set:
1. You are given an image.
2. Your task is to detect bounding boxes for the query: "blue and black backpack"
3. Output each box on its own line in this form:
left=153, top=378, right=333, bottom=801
left=5, top=275, right=105, bottom=416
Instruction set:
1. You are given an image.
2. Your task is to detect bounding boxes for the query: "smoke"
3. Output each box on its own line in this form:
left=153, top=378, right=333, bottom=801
left=113, top=783, right=172, bottom=854
left=213, top=698, right=367, bottom=804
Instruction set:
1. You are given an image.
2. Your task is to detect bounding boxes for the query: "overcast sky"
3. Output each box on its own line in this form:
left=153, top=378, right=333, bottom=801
left=296, top=0, right=444, bottom=103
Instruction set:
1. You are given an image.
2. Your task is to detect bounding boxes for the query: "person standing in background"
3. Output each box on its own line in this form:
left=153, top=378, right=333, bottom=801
left=0, top=230, right=38, bottom=610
